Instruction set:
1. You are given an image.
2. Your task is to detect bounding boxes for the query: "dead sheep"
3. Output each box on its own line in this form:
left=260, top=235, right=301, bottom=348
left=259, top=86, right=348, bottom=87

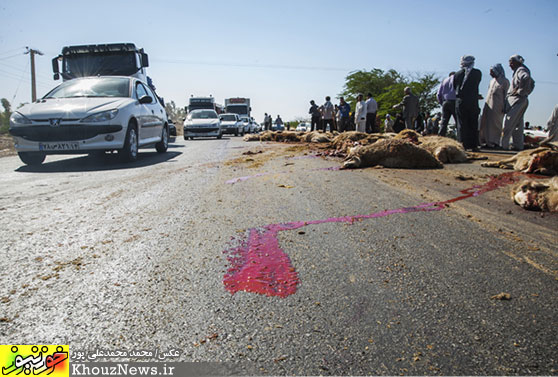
left=481, top=145, right=558, bottom=175
left=342, top=138, right=443, bottom=169
left=394, top=129, right=421, bottom=144
left=418, top=135, right=468, bottom=163
left=331, top=131, right=394, bottom=153
left=243, top=133, right=261, bottom=142
left=302, top=131, right=333, bottom=143
left=330, top=131, right=371, bottom=149
left=511, top=177, right=558, bottom=212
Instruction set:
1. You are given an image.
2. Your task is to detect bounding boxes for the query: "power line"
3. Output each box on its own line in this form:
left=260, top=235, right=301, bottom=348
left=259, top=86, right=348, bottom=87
left=0, top=47, right=25, bottom=57
left=0, top=53, right=24, bottom=61
left=0, top=61, right=53, bottom=84
left=12, top=59, right=30, bottom=103
left=152, top=57, right=351, bottom=72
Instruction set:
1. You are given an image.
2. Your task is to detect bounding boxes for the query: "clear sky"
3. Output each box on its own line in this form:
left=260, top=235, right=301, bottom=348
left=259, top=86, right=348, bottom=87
left=0, top=0, right=557, bottom=126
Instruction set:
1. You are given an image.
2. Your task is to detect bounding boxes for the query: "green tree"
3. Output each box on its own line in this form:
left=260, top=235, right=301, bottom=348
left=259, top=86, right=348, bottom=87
left=1, top=98, right=11, bottom=134
left=341, top=68, right=441, bottom=124
left=341, top=68, right=404, bottom=108
left=164, top=100, right=185, bottom=124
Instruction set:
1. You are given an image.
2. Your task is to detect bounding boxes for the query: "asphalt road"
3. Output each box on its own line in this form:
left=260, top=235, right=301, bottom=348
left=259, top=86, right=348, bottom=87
left=0, top=136, right=557, bottom=375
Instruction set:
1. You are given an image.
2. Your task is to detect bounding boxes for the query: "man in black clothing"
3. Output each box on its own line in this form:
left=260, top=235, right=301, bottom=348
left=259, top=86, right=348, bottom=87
left=309, top=100, right=321, bottom=132
left=453, top=55, right=482, bottom=151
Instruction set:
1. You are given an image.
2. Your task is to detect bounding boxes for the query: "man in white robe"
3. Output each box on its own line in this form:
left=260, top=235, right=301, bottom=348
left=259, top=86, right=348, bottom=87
left=501, top=55, right=535, bottom=151
left=479, top=64, right=510, bottom=148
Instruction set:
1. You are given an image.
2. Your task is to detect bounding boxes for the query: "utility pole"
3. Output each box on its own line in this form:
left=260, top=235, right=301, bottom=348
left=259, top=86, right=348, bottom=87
left=25, top=47, right=44, bottom=102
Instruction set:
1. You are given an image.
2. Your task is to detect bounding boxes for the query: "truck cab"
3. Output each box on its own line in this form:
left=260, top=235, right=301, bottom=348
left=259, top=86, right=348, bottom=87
left=52, top=43, right=149, bottom=82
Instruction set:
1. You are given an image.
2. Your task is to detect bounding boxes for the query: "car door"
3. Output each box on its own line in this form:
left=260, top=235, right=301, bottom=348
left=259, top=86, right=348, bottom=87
left=144, top=85, right=165, bottom=139
left=135, top=82, right=162, bottom=142
left=134, top=82, right=152, bottom=141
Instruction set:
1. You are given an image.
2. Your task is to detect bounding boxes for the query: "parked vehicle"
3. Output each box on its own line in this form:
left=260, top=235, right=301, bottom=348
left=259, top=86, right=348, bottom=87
left=183, top=109, right=222, bottom=139
left=186, top=96, right=216, bottom=113
left=220, top=113, right=244, bottom=136
left=225, top=97, right=251, bottom=119
left=296, top=122, right=310, bottom=132
left=168, top=117, right=177, bottom=136
left=9, top=76, right=169, bottom=166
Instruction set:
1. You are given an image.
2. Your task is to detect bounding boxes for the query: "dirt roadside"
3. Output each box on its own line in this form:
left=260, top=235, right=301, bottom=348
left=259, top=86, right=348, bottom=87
left=0, top=134, right=15, bottom=157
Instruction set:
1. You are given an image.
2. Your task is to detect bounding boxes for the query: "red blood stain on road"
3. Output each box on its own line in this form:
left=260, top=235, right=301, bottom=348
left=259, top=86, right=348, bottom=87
left=223, top=172, right=526, bottom=298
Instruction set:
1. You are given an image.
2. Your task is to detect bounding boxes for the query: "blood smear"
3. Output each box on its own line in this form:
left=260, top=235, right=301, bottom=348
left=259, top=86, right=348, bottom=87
left=223, top=172, right=525, bottom=298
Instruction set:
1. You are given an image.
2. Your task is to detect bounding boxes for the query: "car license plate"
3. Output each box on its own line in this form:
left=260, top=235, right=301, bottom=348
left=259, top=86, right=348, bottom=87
left=39, top=142, right=80, bottom=151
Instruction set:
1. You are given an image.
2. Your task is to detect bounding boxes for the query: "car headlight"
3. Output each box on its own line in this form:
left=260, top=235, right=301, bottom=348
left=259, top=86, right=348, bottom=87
left=81, top=109, right=119, bottom=123
left=10, top=112, right=32, bottom=126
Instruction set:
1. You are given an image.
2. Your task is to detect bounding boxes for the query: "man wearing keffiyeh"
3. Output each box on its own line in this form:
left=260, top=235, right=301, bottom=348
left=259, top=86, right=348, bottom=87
left=501, top=54, right=535, bottom=151
left=479, top=63, right=510, bottom=148
left=453, top=55, right=482, bottom=151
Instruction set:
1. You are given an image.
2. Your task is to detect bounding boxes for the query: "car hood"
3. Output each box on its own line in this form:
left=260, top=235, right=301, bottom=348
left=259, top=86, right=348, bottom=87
left=221, top=121, right=238, bottom=126
left=18, top=97, right=133, bottom=120
left=186, top=119, right=220, bottom=126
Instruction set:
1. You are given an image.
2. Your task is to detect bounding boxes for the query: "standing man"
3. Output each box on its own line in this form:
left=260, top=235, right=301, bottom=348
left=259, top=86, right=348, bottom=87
left=453, top=55, right=482, bottom=151
left=321, top=96, right=335, bottom=132
left=275, top=115, right=284, bottom=130
left=263, top=113, right=270, bottom=130
left=479, top=64, right=510, bottom=148
left=338, top=97, right=351, bottom=132
left=392, top=87, right=419, bottom=130
left=539, top=105, right=558, bottom=144
left=365, top=93, right=378, bottom=133
left=437, top=72, right=457, bottom=137
left=309, top=100, right=321, bottom=132
left=355, top=94, right=367, bottom=133
left=501, top=55, right=535, bottom=151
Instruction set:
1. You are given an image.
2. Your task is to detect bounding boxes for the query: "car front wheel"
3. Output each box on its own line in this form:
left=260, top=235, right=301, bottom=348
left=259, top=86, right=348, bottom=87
left=18, top=151, right=46, bottom=166
left=156, top=126, right=168, bottom=153
left=119, top=122, right=138, bottom=162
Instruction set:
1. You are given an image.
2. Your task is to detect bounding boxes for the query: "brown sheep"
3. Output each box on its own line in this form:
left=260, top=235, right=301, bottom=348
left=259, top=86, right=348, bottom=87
left=302, top=131, right=333, bottom=143
left=342, top=138, right=443, bottom=169
left=511, top=177, right=558, bottom=212
left=481, top=145, right=558, bottom=175
left=419, top=135, right=468, bottom=163
left=243, top=133, right=262, bottom=142
left=331, top=132, right=394, bottom=154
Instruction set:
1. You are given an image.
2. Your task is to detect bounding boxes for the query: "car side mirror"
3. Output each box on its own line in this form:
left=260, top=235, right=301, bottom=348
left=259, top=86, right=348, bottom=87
left=138, top=95, right=153, bottom=104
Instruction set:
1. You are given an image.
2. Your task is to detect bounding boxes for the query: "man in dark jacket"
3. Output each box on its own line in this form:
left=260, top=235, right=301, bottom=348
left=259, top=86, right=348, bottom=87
left=309, top=100, right=321, bottom=132
left=453, top=55, right=482, bottom=151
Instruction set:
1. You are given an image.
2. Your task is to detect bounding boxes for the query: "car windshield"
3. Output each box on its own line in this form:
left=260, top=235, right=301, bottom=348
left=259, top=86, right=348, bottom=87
left=221, top=115, right=237, bottom=121
left=44, top=78, right=130, bottom=99
left=190, top=110, right=218, bottom=119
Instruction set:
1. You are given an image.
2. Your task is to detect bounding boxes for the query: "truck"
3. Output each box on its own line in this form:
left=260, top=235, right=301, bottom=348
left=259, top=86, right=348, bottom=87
left=51, top=43, right=149, bottom=82
left=187, top=96, right=215, bottom=112
left=186, top=96, right=220, bottom=113
left=225, top=98, right=251, bottom=119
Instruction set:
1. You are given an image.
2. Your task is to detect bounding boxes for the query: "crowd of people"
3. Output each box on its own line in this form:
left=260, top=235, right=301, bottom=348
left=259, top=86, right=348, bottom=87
left=298, top=54, right=557, bottom=152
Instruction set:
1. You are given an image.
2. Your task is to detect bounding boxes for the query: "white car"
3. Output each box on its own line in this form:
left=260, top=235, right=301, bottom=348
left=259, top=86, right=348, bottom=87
left=183, top=109, right=222, bottom=139
left=9, top=76, right=169, bottom=165
left=296, top=122, right=310, bottom=132
left=219, top=113, right=244, bottom=136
